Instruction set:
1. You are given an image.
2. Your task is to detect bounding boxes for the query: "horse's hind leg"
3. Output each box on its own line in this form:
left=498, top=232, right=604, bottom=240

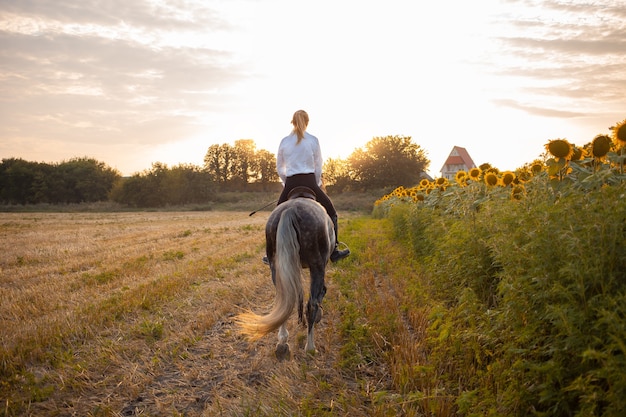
left=305, top=265, right=327, bottom=353
left=277, top=323, right=288, bottom=344
left=275, top=323, right=290, bottom=361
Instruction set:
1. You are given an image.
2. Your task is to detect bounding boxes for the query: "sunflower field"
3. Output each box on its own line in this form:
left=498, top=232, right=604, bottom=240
left=373, top=119, right=626, bottom=416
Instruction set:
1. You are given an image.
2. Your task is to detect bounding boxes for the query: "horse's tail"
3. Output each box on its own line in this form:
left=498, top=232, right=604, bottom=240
left=236, top=207, right=303, bottom=341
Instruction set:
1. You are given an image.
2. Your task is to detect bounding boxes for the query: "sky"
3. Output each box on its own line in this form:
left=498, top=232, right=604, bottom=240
left=1, top=0, right=625, bottom=177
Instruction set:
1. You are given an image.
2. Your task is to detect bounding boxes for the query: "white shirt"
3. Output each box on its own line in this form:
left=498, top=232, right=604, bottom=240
left=276, top=132, right=323, bottom=186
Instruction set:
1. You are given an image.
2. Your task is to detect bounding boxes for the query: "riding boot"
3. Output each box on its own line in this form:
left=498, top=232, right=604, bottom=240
left=330, top=215, right=350, bottom=262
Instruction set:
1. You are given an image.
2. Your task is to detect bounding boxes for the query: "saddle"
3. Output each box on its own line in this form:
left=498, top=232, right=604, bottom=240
left=287, top=186, right=317, bottom=201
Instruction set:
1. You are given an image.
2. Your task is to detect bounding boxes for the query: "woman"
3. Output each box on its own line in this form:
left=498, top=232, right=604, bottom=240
left=268, top=109, right=350, bottom=263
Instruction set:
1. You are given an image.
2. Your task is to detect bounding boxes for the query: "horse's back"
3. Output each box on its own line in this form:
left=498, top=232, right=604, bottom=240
left=266, top=198, right=328, bottom=235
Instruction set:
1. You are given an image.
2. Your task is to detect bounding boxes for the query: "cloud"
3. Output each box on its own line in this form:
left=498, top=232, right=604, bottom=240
left=0, top=1, right=246, bottom=150
left=0, top=0, right=229, bottom=31
left=491, top=99, right=586, bottom=118
left=502, top=35, right=626, bottom=56
left=495, top=1, right=626, bottom=59
left=488, top=0, right=626, bottom=115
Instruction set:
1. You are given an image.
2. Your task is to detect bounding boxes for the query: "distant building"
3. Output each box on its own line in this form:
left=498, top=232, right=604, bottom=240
left=420, top=171, right=433, bottom=182
left=440, top=146, right=476, bottom=180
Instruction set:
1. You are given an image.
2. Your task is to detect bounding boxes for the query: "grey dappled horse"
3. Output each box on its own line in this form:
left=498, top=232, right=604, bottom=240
left=236, top=188, right=334, bottom=358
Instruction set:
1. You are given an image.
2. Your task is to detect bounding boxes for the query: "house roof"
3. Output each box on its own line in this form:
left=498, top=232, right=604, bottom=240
left=445, top=156, right=465, bottom=165
left=439, top=146, right=476, bottom=173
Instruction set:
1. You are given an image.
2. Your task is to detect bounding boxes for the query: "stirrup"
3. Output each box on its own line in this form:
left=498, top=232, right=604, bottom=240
left=330, top=242, right=350, bottom=263
left=262, top=256, right=269, bottom=265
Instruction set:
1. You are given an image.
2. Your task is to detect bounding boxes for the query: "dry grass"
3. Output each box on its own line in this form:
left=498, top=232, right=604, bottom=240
left=1, top=211, right=271, bottom=415
left=1, top=210, right=435, bottom=416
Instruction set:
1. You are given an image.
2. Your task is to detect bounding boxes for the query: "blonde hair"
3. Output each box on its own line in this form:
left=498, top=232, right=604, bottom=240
left=291, top=110, right=309, bottom=143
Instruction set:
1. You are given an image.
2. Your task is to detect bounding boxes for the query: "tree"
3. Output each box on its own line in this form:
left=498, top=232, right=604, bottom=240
left=109, top=175, right=147, bottom=207
left=220, top=144, right=236, bottom=185
left=203, top=143, right=236, bottom=189
left=137, top=162, right=168, bottom=207
left=160, top=163, right=215, bottom=205
left=323, top=157, right=352, bottom=192
left=0, top=157, right=120, bottom=204
left=57, top=157, right=121, bottom=203
left=348, top=135, right=429, bottom=189
left=203, top=140, right=280, bottom=190
left=254, top=149, right=278, bottom=190
left=110, top=163, right=215, bottom=207
left=204, top=144, right=223, bottom=186
left=233, top=139, right=256, bottom=189
left=0, top=158, right=40, bottom=204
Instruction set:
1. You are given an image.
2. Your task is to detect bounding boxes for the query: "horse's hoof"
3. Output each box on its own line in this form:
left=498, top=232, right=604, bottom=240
left=275, top=343, right=291, bottom=361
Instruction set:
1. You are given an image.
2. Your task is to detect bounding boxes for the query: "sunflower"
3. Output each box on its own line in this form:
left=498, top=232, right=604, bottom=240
left=419, top=179, right=430, bottom=188
left=516, top=168, right=531, bottom=183
left=570, top=145, right=585, bottom=161
left=413, top=193, right=425, bottom=202
left=455, top=170, right=468, bottom=186
left=511, top=185, right=525, bottom=200
left=613, top=118, right=626, bottom=146
left=530, top=161, right=544, bottom=174
left=545, top=139, right=574, bottom=160
left=501, top=171, right=515, bottom=186
left=484, top=172, right=499, bottom=186
left=592, top=134, right=612, bottom=159
left=435, top=177, right=448, bottom=186
left=468, top=167, right=482, bottom=181
left=393, top=186, right=406, bottom=197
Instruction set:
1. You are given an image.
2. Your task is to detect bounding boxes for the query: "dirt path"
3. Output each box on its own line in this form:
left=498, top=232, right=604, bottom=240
left=117, top=309, right=340, bottom=416
left=113, top=259, right=353, bottom=416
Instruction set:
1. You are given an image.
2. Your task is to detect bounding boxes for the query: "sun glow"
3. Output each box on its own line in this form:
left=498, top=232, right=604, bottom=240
left=1, top=0, right=624, bottom=176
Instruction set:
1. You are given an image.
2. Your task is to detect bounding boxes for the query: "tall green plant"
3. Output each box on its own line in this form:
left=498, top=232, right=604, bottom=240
left=382, top=172, right=626, bottom=415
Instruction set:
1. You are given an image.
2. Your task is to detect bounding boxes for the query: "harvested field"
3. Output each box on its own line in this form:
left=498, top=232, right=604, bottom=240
left=1, top=211, right=435, bottom=416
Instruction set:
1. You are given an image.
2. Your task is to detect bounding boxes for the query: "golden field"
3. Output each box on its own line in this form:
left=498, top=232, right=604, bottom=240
left=1, top=211, right=432, bottom=416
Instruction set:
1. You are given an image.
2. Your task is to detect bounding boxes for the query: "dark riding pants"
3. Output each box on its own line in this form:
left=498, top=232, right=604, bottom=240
left=277, top=173, right=337, bottom=219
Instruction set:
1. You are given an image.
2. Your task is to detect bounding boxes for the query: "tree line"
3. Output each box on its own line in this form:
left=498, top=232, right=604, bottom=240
left=0, top=157, right=119, bottom=205
left=1, top=135, right=430, bottom=207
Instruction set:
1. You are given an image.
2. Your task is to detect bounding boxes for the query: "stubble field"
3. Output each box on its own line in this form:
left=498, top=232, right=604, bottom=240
left=1, top=210, right=434, bottom=416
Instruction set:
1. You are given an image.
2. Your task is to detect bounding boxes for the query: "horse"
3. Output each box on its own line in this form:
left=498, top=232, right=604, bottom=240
left=236, top=187, right=335, bottom=358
